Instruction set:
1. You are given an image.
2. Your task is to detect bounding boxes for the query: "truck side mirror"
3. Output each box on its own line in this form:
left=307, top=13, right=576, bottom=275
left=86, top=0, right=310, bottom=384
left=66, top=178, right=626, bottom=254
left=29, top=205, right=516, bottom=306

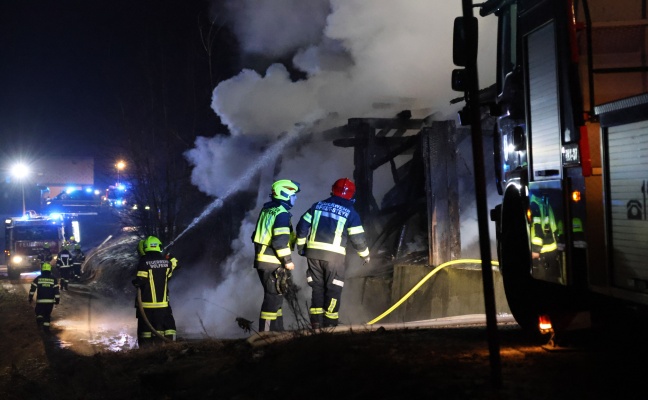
left=513, top=125, right=525, bottom=150
left=453, top=16, right=478, bottom=67
left=452, top=69, right=467, bottom=92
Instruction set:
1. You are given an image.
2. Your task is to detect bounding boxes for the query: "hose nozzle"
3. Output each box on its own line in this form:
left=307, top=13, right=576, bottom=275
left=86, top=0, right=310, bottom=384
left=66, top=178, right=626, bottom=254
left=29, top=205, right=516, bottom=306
left=163, top=240, right=175, bottom=252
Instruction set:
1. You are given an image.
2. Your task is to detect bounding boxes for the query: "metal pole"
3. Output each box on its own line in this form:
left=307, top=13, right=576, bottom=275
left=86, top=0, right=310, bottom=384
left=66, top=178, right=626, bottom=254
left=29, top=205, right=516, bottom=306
left=461, top=0, right=502, bottom=388
left=21, top=183, right=26, bottom=216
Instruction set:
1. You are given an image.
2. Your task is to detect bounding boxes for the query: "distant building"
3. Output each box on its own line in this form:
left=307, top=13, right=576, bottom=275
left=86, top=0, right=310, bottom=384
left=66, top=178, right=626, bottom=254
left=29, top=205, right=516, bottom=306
left=32, top=157, right=95, bottom=205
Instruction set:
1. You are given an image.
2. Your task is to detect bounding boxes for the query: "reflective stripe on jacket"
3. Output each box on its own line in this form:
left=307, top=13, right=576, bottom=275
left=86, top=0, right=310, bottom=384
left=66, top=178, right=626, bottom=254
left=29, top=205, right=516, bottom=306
left=29, top=274, right=61, bottom=304
left=296, top=196, right=369, bottom=262
left=57, top=251, right=73, bottom=268
left=252, top=200, right=294, bottom=266
left=134, top=252, right=178, bottom=308
left=529, top=195, right=559, bottom=254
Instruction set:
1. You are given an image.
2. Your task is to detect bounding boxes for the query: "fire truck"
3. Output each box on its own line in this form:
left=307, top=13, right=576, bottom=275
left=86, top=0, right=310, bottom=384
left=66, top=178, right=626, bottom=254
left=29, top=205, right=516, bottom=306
left=453, top=0, right=648, bottom=334
left=4, top=212, right=65, bottom=279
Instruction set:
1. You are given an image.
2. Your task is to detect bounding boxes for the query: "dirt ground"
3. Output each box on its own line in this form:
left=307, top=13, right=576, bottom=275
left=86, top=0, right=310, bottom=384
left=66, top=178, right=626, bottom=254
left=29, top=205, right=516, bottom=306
left=2, top=274, right=648, bottom=400
left=2, top=233, right=648, bottom=399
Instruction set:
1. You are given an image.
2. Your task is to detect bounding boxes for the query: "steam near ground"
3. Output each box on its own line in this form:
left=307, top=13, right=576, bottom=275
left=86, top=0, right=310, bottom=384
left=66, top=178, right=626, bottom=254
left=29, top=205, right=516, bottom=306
left=170, top=1, right=498, bottom=338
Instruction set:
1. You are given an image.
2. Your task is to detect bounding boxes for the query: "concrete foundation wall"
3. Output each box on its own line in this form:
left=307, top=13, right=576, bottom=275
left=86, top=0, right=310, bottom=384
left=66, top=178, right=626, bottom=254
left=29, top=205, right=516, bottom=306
left=343, top=264, right=510, bottom=325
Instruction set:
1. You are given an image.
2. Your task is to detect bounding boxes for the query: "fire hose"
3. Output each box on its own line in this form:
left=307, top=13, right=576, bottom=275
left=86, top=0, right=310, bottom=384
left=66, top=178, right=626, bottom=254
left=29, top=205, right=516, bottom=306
left=137, top=287, right=171, bottom=342
left=367, top=259, right=500, bottom=325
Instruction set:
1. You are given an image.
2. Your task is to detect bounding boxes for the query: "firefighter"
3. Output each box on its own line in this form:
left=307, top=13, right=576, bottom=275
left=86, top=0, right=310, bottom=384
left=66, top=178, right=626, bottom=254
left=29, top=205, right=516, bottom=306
left=296, top=178, right=370, bottom=329
left=529, top=193, right=562, bottom=281
left=137, top=239, right=146, bottom=257
left=61, top=236, right=72, bottom=252
left=38, top=242, right=53, bottom=266
left=131, top=235, right=179, bottom=347
left=251, top=179, right=300, bottom=332
left=56, top=247, right=73, bottom=291
left=71, top=243, right=85, bottom=282
left=28, top=262, right=61, bottom=334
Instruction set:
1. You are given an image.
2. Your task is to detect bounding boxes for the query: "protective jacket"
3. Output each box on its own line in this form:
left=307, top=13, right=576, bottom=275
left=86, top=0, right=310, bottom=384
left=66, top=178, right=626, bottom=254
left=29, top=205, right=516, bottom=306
left=133, top=252, right=178, bottom=309
left=252, top=199, right=295, bottom=268
left=296, top=196, right=369, bottom=262
left=529, top=194, right=559, bottom=255
left=29, top=271, right=61, bottom=304
left=57, top=249, right=73, bottom=269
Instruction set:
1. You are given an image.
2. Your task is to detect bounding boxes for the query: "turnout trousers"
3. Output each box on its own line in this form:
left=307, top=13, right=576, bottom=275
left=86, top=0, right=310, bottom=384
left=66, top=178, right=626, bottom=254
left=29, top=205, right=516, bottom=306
left=34, top=303, right=54, bottom=332
left=306, top=258, right=345, bottom=328
left=58, top=267, right=72, bottom=290
left=256, top=266, right=284, bottom=332
left=136, top=306, right=177, bottom=347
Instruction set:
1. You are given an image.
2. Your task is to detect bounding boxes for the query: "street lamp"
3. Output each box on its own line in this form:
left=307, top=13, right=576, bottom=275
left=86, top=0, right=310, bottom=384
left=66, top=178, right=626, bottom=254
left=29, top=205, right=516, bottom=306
left=10, top=163, right=30, bottom=216
left=116, top=160, right=126, bottom=185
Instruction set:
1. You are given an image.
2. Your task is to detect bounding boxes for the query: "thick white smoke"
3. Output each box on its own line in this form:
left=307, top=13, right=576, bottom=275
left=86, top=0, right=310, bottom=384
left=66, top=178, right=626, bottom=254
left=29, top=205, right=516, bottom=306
left=177, top=1, right=497, bottom=338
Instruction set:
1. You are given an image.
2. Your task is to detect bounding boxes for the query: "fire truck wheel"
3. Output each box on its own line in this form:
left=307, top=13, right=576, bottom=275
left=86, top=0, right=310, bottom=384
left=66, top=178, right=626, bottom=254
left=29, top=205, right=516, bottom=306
left=499, top=196, right=543, bottom=338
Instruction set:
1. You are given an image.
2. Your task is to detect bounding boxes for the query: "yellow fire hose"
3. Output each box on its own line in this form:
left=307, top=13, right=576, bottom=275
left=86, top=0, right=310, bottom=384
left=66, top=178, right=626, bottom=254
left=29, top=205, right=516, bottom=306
left=137, top=287, right=171, bottom=342
left=367, top=258, right=500, bottom=325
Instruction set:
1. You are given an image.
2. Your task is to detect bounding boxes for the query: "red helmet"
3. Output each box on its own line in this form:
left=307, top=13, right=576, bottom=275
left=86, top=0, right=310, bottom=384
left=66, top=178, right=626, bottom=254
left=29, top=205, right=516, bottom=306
left=331, top=178, right=356, bottom=200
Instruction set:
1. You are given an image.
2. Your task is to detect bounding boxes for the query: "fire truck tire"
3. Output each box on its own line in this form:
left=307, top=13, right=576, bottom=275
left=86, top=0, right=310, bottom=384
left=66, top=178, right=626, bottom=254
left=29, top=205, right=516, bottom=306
left=499, top=197, right=543, bottom=338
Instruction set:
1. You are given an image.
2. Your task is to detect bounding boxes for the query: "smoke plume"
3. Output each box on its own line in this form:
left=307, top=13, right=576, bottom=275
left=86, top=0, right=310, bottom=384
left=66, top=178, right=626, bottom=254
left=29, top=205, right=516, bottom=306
left=177, top=1, right=497, bottom=337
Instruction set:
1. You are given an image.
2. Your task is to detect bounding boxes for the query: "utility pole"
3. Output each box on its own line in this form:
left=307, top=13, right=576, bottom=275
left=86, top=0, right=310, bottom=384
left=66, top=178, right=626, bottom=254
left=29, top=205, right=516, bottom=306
left=455, top=0, right=502, bottom=388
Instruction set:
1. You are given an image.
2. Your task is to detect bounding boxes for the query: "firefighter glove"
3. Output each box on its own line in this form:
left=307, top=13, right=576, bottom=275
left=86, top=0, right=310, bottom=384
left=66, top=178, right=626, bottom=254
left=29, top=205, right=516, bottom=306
left=131, top=278, right=143, bottom=288
left=28, top=297, right=33, bottom=304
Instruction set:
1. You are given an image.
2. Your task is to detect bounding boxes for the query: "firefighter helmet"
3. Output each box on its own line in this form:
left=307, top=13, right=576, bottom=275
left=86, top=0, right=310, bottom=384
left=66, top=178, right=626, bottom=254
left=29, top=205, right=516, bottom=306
left=41, top=262, right=52, bottom=272
left=137, top=239, right=145, bottom=256
left=331, top=178, right=356, bottom=200
left=43, top=242, right=50, bottom=249
left=69, top=236, right=76, bottom=242
left=143, top=236, right=162, bottom=252
left=271, top=179, right=301, bottom=202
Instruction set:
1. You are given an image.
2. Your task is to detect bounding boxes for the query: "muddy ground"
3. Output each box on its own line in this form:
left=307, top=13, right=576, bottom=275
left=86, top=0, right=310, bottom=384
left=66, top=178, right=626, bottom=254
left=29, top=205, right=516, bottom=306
left=2, top=232, right=648, bottom=399
left=2, top=274, right=648, bottom=400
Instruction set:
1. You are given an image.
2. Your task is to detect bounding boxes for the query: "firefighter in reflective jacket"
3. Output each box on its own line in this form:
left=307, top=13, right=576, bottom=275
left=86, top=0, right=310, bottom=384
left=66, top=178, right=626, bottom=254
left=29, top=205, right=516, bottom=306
left=296, top=178, right=370, bottom=329
left=131, top=236, right=179, bottom=347
left=529, top=194, right=561, bottom=280
left=71, top=244, right=85, bottom=282
left=38, top=242, right=53, bottom=266
left=251, top=179, right=300, bottom=332
left=29, top=262, right=60, bottom=333
left=56, top=247, right=73, bottom=291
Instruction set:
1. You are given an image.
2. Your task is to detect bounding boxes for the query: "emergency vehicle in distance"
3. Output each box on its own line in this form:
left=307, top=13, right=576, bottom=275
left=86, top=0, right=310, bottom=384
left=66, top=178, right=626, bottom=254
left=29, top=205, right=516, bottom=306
left=453, top=0, right=648, bottom=334
left=102, top=183, right=132, bottom=208
left=43, top=187, right=102, bottom=216
left=4, top=212, right=65, bottom=279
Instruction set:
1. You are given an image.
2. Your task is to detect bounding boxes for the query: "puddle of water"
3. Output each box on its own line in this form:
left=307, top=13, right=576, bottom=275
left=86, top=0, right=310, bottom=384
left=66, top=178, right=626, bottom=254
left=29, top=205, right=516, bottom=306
left=2, top=283, right=16, bottom=292
left=53, top=319, right=138, bottom=352
left=86, top=327, right=137, bottom=351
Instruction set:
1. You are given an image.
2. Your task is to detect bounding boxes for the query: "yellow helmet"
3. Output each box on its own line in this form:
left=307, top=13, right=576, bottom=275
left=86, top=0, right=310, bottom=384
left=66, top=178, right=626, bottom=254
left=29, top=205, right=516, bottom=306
left=143, top=236, right=162, bottom=252
left=137, top=239, right=145, bottom=256
left=41, top=262, right=52, bottom=272
left=271, top=179, right=301, bottom=202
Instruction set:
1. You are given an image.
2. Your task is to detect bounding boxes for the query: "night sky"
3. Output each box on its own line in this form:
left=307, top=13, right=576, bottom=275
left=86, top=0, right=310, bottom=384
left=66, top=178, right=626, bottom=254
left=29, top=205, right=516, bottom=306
left=0, top=0, right=238, bottom=213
